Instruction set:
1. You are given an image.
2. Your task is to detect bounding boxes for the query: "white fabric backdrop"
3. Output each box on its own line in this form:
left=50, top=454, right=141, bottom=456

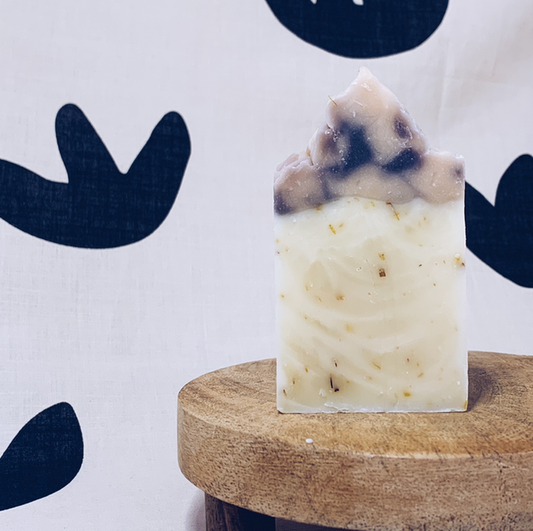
left=0, top=0, right=531, bottom=529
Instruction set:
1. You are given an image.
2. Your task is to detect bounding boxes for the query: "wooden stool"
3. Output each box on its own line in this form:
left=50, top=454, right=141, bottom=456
left=178, top=352, right=533, bottom=531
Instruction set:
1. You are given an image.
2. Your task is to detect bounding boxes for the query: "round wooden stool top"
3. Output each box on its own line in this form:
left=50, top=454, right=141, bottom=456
left=178, top=352, right=533, bottom=530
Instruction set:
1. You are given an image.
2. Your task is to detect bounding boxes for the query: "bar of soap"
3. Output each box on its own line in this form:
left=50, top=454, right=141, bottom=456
left=274, top=68, right=467, bottom=413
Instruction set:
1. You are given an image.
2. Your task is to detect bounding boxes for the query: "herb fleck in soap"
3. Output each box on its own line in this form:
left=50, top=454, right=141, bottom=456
left=275, top=68, right=467, bottom=413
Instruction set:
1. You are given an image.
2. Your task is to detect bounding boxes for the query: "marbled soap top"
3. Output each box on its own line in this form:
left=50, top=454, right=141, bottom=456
left=274, top=68, right=464, bottom=215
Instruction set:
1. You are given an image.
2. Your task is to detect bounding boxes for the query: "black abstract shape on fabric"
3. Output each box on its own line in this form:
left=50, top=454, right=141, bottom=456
left=0, top=104, right=191, bottom=248
left=0, top=403, right=83, bottom=511
left=466, top=155, right=533, bottom=288
left=265, top=0, right=449, bottom=58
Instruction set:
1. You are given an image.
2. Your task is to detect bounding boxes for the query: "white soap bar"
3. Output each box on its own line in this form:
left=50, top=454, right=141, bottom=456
left=274, top=68, right=467, bottom=413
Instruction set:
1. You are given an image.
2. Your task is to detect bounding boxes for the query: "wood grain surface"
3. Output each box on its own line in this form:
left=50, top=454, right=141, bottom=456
left=178, top=352, right=533, bottom=530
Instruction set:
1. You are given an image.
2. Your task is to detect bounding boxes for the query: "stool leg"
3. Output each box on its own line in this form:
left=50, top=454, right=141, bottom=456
left=205, top=493, right=275, bottom=531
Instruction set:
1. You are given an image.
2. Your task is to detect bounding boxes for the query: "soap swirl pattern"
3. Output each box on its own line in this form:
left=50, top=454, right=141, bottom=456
left=274, top=68, right=465, bottom=215
left=276, top=197, right=467, bottom=412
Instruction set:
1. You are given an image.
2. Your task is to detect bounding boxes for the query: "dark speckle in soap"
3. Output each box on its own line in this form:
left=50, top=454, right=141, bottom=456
left=342, top=127, right=373, bottom=173
left=383, top=148, right=422, bottom=174
left=327, top=125, right=373, bottom=177
left=274, top=192, right=291, bottom=215
left=395, top=116, right=412, bottom=140
left=454, top=165, right=465, bottom=180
